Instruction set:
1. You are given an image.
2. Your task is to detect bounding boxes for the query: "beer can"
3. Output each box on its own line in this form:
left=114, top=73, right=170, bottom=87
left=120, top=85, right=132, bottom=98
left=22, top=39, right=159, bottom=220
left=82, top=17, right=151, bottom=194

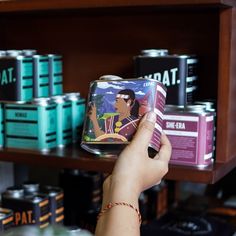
left=48, top=54, right=63, bottom=96
left=0, top=54, right=33, bottom=101
left=0, top=103, right=3, bottom=148
left=41, top=186, right=64, bottom=225
left=33, top=55, right=50, bottom=98
left=134, top=49, right=198, bottom=106
left=0, top=208, right=14, bottom=232
left=4, top=98, right=57, bottom=151
left=64, top=92, right=86, bottom=143
left=81, top=75, right=167, bottom=156
left=163, top=105, right=214, bottom=168
left=2, top=186, right=50, bottom=228
left=51, top=95, right=72, bottom=147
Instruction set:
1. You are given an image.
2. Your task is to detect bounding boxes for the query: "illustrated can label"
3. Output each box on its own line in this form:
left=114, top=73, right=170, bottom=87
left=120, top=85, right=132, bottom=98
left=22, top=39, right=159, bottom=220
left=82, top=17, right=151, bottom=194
left=0, top=208, right=14, bottom=232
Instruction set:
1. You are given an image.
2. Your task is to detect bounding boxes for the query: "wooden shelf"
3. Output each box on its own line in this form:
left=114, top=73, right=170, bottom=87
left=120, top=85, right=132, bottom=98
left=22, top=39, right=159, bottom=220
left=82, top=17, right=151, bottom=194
left=0, top=145, right=234, bottom=184
left=0, top=0, right=234, bottom=13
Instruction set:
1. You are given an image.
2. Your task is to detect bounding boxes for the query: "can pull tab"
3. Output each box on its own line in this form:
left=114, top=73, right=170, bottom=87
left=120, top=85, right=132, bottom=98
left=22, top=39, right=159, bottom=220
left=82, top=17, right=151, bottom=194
left=99, top=75, right=123, bottom=80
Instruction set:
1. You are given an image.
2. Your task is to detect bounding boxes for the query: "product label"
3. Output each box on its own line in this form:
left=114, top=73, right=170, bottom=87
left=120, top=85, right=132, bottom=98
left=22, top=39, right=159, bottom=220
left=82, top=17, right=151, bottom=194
left=205, top=115, right=214, bottom=160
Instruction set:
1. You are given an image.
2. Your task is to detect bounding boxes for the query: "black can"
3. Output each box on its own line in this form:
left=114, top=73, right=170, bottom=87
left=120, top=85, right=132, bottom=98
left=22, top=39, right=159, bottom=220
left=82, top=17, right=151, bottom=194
left=1, top=186, right=50, bottom=228
left=0, top=208, right=14, bottom=232
left=41, top=185, right=64, bottom=224
left=134, top=49, right=198, bottom=105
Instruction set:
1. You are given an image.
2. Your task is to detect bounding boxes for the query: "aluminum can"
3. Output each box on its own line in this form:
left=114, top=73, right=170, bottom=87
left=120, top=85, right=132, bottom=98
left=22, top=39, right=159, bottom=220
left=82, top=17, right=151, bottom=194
left=33, top=55, right=50, bottom=98
left=2, top=186, right=50, bottom=228
left=65, top=92, right=86, bottom=143
left=134, top=49, right=198, bottom=106
left=4, top=98, right=57, bottom=151
left=163, top=105, right=214, bottom=168
left=51, top=95, right=72, bottom=147
left=0, top=103, right=3, bottom=148
left=48, top=54, right=63, bottom=96
left=0, top=208, right=14, bottom=232
left=81, top=75, right=167, bottom=156
left=0, top=54, right=33, bottom=101
left=41, top=186, right=64, bottom=225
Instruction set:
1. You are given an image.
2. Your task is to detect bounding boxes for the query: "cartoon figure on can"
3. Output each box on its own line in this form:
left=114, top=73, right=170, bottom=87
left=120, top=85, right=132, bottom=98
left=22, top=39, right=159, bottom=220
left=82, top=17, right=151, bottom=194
left=84, top=80, right=155, bottom=142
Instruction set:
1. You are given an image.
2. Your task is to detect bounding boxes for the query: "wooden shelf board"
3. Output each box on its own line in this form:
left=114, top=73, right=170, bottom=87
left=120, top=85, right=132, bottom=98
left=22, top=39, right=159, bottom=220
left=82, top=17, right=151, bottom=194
left=0, top=145, right=235, bottom=184
left=0, top=0, right=234, bottom=13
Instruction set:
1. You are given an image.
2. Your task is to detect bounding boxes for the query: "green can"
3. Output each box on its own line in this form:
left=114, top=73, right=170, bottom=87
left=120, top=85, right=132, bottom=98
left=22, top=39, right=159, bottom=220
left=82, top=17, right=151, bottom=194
left=0, top=103, right=3, bottom=148
left=64, top=93, right=85, bottom=143
left=48, top=54, right=63, bottom=96
left=5, top=98, right=57, bottom=151
left=51, top=95, right=72, bottom=147
left=0, top=54, right=33, bottom=102
left=33, top=55, right=50, bottom=98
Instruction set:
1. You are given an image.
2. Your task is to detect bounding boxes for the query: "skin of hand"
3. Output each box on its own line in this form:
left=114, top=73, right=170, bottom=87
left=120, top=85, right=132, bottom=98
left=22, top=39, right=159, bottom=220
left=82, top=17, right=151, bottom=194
left=95, top=111, right=172, bottom=236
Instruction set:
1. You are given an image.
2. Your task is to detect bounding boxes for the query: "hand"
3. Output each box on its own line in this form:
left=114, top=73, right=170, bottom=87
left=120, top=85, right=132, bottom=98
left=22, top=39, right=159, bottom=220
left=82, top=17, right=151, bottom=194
left=104, top=111, right=172, bottom=200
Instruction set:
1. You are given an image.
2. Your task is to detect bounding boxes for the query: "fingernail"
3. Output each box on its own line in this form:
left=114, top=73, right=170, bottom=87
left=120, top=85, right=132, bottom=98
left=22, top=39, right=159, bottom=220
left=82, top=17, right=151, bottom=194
left=146, top=112, right=156, bottom=123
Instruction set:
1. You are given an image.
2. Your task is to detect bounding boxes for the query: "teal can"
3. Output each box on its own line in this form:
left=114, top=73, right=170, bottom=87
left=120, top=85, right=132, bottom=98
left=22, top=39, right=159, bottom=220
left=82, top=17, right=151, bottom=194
left=64, top=93, right=86, bottom=143
left=51, top=95, right=72, bottom=147
left=5, top=98, right=57, bottom=151
left=0, top=54, right=33, bottom=102
left=48, top=54, right=63, bottom=96
left=0, top=103, right=3, bottom=148
left=33, top=55, right=50, bottom=98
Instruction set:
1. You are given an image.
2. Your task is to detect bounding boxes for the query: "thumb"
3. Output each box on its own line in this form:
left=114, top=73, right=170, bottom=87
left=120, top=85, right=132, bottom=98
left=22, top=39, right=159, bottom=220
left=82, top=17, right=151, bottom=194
left=130, top=112, right=156, bottom=150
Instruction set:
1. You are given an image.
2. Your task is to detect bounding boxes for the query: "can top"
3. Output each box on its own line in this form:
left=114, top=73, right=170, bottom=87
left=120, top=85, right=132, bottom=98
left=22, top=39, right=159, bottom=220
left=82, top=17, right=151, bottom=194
left=194, top=101, right=215, bottom=111
left=5, top=186, right=24, bottom=198
left=184, top=104, right=206, bottom=113
left=22, top=49, right=37, bottom=56
left=67, top=226, right=93, bottom=236
left=51, top=95, right=66, bottom=103
left=25, top=195, right=44, bottom=203
left=42, top=185, right=62, bottom=196
left=5, top=50, right=23, bottom=57
left=32, top=97, right=52, bottom=106
left=23, top=181, right=40, bottom=194
left=141, top=49, right=169, bottom=57
left=64, top=92, right=81, bottom=101
left=0, top=50, right=6, bottom=57
left=99, top=75, right=123, bottom=81
left=164, top=105, right=185, bottom=112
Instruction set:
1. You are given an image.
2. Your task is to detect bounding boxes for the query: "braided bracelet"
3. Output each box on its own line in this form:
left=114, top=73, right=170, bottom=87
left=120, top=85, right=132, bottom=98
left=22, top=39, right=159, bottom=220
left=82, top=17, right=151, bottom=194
left=97, top=202, right=142, bottom=225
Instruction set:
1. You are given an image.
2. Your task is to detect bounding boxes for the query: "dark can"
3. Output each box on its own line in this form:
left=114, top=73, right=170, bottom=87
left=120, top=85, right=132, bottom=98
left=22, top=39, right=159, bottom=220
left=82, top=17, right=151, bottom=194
left=81, top=75, right=167, bottom=156
left=0, top=208, right=14, bottom=232
left=48, top=54, right=63, bottom=96
left=51, top=95, right=72, bottom=147
left=134, top=49, right=198, bottom=106
left=0, top=53, right=33, bottom=101
left=41, top=186, right=64, bottom=224
left=64, top=92, right=86, bottom=143
left=1, top=186, right=50, bottom=228
left=163, top=105, right=215, bottom=167
left=33, top=55, right=50, bottom=98
left=4, top=98, right=57, bottom=151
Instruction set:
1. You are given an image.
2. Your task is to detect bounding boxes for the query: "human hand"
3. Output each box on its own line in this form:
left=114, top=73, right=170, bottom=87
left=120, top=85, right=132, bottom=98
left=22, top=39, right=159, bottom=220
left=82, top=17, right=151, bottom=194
left=103, top=111, right=172, bottom=201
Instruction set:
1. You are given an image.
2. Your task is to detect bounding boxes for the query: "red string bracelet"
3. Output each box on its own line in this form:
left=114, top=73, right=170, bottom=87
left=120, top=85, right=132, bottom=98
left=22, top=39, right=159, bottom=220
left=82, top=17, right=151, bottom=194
left=97, top=202, right=142, bottom=225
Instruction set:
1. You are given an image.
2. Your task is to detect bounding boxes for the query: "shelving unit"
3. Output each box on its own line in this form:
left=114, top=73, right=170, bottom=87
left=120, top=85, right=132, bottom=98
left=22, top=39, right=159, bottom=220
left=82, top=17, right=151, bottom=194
left=0, top=0, right=235, bottom=184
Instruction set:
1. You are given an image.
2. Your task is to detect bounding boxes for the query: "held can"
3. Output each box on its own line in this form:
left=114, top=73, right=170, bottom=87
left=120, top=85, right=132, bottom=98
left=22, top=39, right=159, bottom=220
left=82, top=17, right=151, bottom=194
left=81, top=75, right=167, bottom=156
left=163, top=105, right=215, bottom=168
left=0, top=208, right=14, bottom=232
left=0, top=53, right=33, bottom=102
left=41, top=186, right=64, bottom=225
left=134, top=49, right=198, bottom=106
left=65, top=92, right=86, bottom=143
left=1, top=186, right=50, bottom=228
left=33, top=55, right=50, bottom=98
left=48, top=54, right=63, bottom=96
left=51, top=95, right=72, bottom=147
left=4, top=98, right=57, bottom=151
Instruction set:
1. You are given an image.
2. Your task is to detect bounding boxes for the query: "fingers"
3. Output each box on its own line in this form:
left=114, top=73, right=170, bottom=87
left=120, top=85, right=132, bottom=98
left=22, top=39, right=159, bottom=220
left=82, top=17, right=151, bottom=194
left=130, top=112, right=156, bottom=150
left=154, top=133, right=172, bottom=162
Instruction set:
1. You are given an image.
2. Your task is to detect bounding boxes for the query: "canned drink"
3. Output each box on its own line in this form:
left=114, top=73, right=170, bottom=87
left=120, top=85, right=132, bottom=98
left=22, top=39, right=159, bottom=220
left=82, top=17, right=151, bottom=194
left=0, top=54, right=33, bottom=101
left=41, top=186, right=64, bottom=225
left=134, top=49, right=198, bottom=106
left=0, top=103, right=3, bottom=148
left=33, top=55, right=50, bottom=98
left=4, top=98, right=57, bottom=151
left=65, top=92, right=86, bottom=143
left=163, top=105, right=215, bottom=168
left=0, top=208, right=14, bottom=232
left=81, top=75, right=167, bottom=156
left=48, top=54, right=63, bottom=96
left=2, top=186, right=50, bottom=228
left=51, top=95, right=72, bottom=147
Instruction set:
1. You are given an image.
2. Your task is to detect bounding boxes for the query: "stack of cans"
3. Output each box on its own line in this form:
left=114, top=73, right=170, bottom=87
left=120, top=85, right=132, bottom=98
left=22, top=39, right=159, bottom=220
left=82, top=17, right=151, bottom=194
left=134, top=49, right=216, bottom=167
left=0, top=208, right=14, bottom=233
